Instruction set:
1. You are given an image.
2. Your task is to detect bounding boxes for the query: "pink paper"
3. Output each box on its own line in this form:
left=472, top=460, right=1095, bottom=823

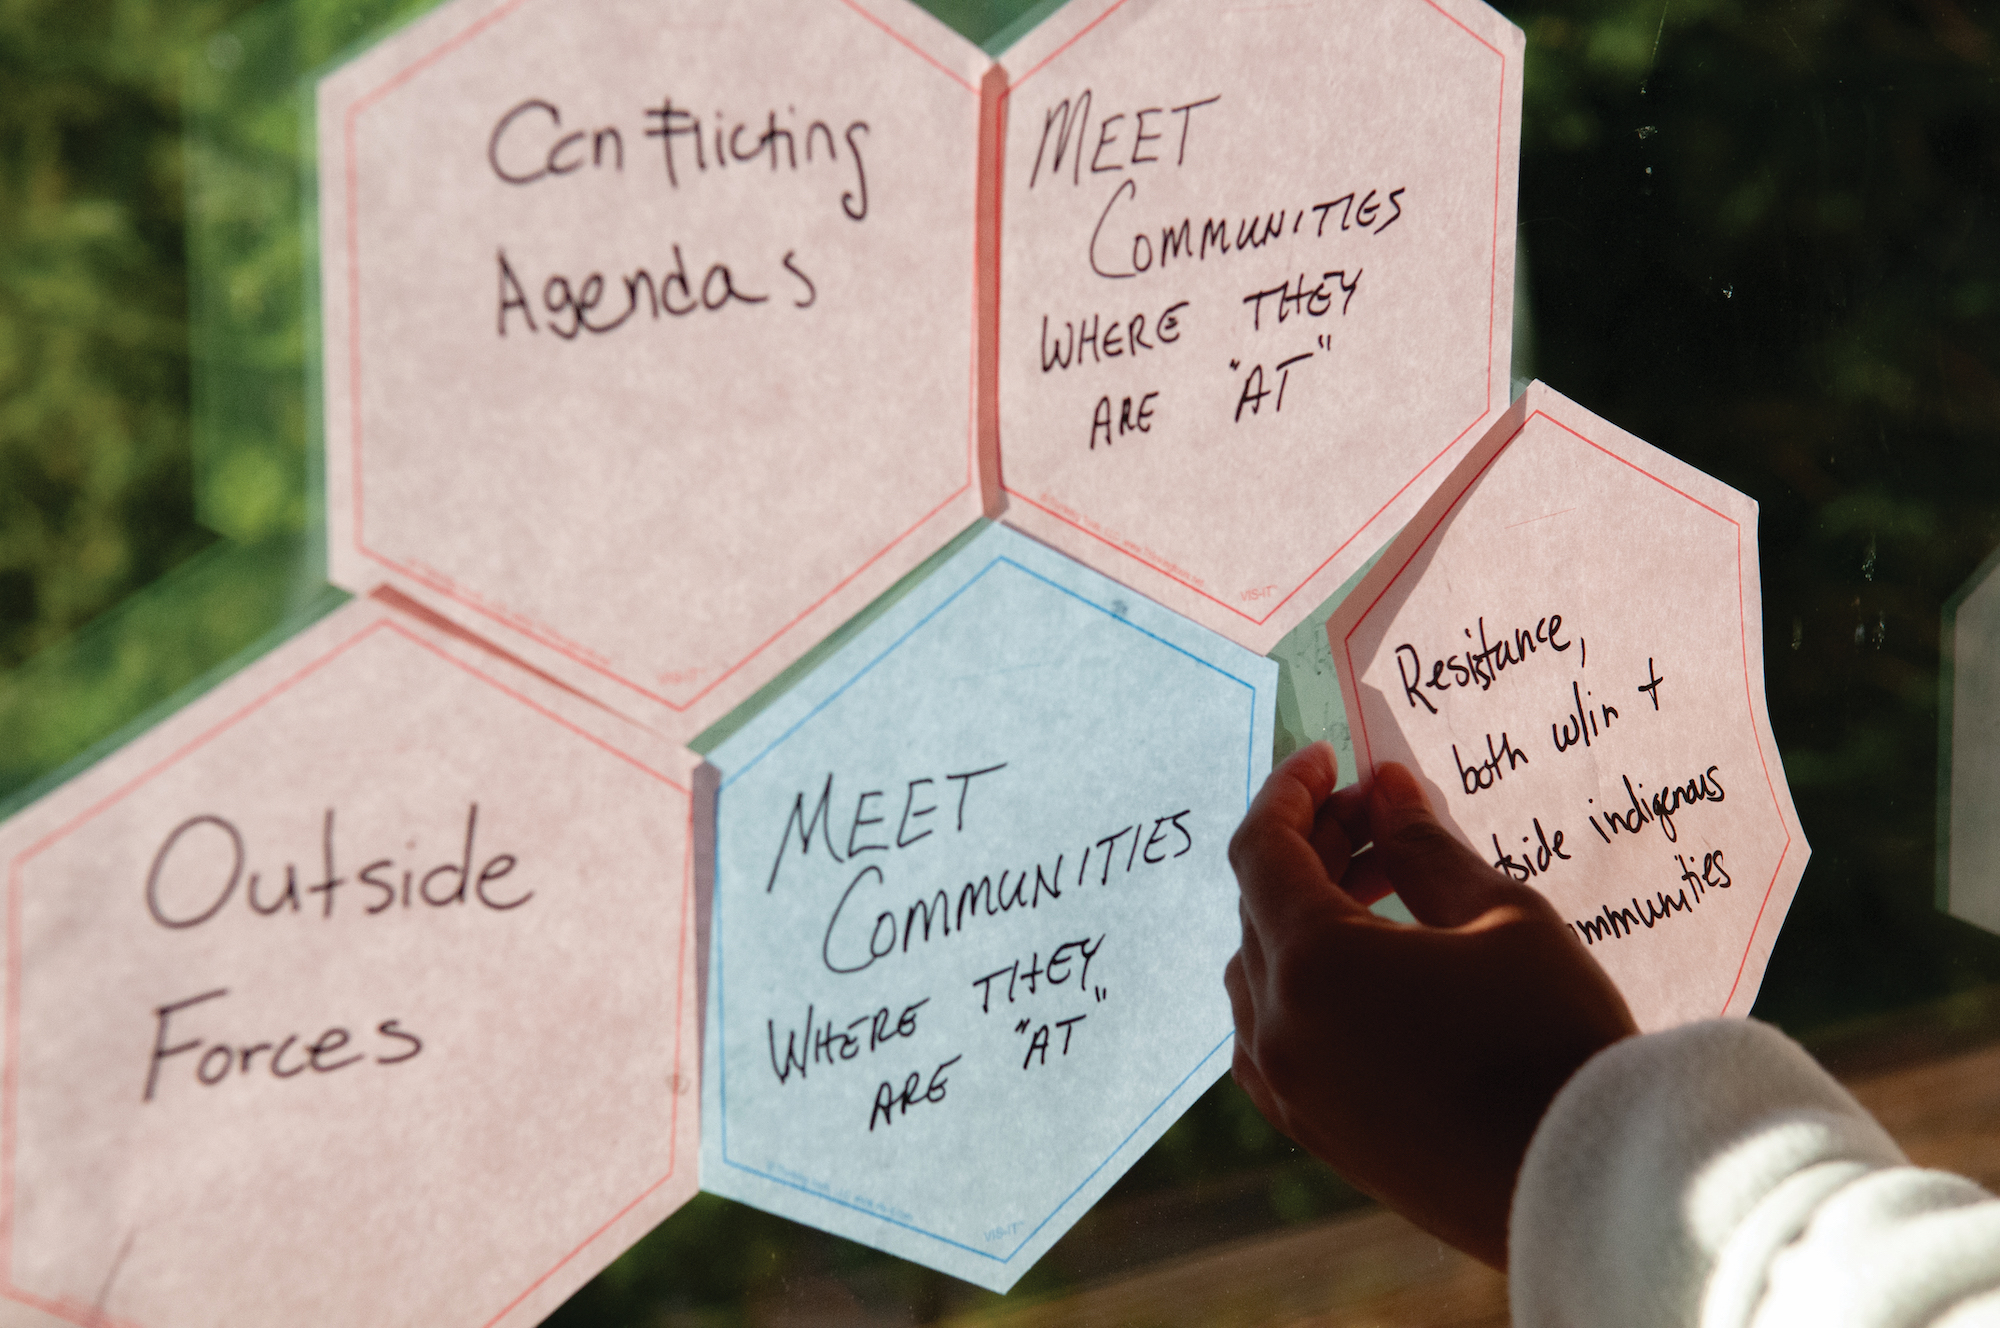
left=0, top=599, right=699, bottom=1326
left=1327, top=382, right=1807, bottom=1029
left=319, top=0, right=992, bottom=740
left=995, top=0, right=1523, bottom=652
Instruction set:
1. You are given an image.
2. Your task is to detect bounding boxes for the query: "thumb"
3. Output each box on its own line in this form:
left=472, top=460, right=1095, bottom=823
left=1368, top=763, right=1519, bottom=928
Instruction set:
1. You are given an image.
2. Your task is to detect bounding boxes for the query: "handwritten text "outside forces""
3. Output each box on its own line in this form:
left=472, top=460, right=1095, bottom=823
left=138, top=803, right=528, bottom=1103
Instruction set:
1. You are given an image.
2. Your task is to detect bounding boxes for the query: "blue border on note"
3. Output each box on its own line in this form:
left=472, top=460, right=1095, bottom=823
left=712, top=547, right=1264, bottom=1268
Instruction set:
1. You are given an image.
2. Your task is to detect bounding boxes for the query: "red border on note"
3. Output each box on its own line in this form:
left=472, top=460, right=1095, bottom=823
left=998, top=0, right=1512, bottom=629
left=1340, top=410, right=1796, bottom=1018
left=340, top=0, right=983, bottom=715
left=1, top=618, right=694, bottom=1328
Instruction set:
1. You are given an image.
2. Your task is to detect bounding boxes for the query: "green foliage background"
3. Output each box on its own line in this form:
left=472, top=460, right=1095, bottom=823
left=3, top=0, right=1999, bottom=1321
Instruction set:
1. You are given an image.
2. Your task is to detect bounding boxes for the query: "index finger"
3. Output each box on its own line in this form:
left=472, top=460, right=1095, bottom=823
left=1227, top=742, right=1370, bottom=933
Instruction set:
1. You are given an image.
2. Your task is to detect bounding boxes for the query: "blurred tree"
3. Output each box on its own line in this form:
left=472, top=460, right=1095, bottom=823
left=0, top=0, right=260, bottom=671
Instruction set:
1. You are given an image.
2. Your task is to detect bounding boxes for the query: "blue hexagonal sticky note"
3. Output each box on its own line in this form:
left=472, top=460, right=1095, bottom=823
left=700, top=522, right=1276, bottom=1289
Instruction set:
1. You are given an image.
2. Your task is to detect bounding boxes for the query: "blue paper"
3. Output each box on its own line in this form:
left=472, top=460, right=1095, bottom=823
left=700, top=523, right=1276, bottom=1289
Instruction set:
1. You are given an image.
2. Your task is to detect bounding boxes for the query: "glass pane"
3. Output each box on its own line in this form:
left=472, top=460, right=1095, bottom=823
left=3, top=0, right=1996, bottom=1322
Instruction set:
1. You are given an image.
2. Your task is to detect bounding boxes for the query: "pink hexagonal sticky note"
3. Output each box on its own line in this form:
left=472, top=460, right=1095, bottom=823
left=994, top=0, right=1524, bottom=653
left=318, top=0, right=993, bottom=739
left=0, top=597, right=698, bottom=1327
left=1327, top=382, right=1808, bottom=1030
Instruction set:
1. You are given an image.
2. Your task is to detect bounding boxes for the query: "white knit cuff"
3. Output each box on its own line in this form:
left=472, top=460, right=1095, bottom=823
left=1508, top=1019, right=1904, bottom=1328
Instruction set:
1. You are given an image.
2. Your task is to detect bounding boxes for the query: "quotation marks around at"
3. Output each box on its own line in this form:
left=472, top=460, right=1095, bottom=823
left=995, top=0, right=1525, bottom=653
left=701, top=524, right=1277, bottom=1291
left=0, top=0, right=1551, bottom=1312
left=318, top=0, right=1532, bottom=737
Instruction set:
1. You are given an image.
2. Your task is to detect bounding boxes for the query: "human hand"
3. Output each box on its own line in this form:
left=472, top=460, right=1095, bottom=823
left=1223, top=744, right=1637, bottom=1268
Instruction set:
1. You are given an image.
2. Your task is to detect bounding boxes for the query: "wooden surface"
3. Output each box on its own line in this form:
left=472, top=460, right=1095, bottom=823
left=949, top=1209, right=1507, bottom=1328
left=1846, top=1036, right=2000, bottom=1192
left=720, top=996, right=2000, bottom=1327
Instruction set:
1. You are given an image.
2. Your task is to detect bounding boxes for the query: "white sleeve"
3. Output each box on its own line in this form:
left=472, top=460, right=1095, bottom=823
left=1508, top=1018, right=2000, bottom=1328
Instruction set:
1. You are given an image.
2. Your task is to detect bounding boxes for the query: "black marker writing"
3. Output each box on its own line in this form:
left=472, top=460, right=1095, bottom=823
left=497, top=244, right=781, bottom=339
left=1018, top=1015, right=1086, bottom=1068
left=488, top=98, right=624, bottom=184
left=1088, top=185, right=1405, bottom=281
left=971, top=935, right=1104, bottom=1013
left=1090, top=391, right=1158, bottom=448
left=1551, top=679, right=1620, bottom=754
left=1029, top=91, right=1218, bottom=189
left=817, top=807, right=1191, bottom=975
left=145, top=804, right=526, bottom=929
left=1393, top=614, right=1571, bottom=716
left=1586, top=766, right=1725, bottom=846
left=1454, top=730, right=1528, bottom=795
left=1039, top=301, right=1187, bottom=372
left=868, top=1054, right=961, bottom=1130
left=1568, top=849, right=1731, bottom=946
left=766, top=997, right=929, bottom=1085
left=144, top=988, right=421, bottom=1103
